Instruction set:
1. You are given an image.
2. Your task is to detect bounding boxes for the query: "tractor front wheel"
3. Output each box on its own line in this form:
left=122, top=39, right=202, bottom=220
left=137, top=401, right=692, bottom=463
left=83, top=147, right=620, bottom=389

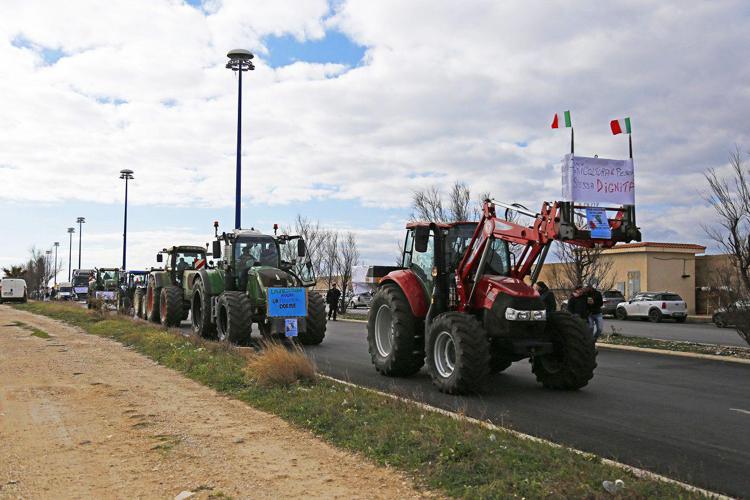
left=489, top=338, right=513, bottom=373
left=146, top=282, right=161, bottom=323
left=216, top=292, right=252, bottom=344
left=367, top=285, right=425, bottom=377
left=191, top=280, right=217, bottom=339
left=298, top=292, right=326, bottom=345
left=425, top=312, right=490, bottom=394
left=133, top=289, right=145, bottom=319
left=160, top=286, right=184, bottom=327
left=532, top=311, right=596, bottom=390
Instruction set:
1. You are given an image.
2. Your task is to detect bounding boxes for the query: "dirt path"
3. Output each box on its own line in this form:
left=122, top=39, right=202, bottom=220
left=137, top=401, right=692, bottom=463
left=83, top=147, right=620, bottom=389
left=0, top=305, right=427, bottom=499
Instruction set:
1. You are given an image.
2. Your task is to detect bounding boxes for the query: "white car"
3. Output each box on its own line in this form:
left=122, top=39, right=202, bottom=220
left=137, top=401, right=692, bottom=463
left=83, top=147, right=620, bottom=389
left=0, top=278, right=28, bottom=303
left=615, top=292, right=687, bottom=323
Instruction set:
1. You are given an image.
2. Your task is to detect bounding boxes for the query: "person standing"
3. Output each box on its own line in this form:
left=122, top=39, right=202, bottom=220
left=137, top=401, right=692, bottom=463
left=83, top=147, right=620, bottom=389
left=326, top=283, right=341, bottom=321
left=534, top=281, right=556, bottom=316
left=586, top=286, right=605, bottom=341
left=567, top=286, right=589, bottom=322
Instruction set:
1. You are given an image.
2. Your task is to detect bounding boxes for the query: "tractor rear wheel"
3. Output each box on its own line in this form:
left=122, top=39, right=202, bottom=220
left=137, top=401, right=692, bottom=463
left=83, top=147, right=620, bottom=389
left=298, top=291, right=326, bottom=345
left=426, top=312, right=490, bottom=394
left=367, top=285, right=425, bottom=377
left=146, top=282, right=161, bottom=323
left=160, top=286, right=183, bottom=327
left=216, top=292, right=252, bottom=344
left=532, top=311, right=596, bottom=390
left=489, top=338, right=513, bottom=373
left=133, top=289, right=145, bottom=319
left=191, top=280, right=217, bottom=339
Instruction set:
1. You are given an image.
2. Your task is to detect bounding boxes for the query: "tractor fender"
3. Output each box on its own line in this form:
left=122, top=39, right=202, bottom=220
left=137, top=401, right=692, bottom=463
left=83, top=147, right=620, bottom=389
left=380, top=270, right=428, bottom=318
left=149, top=271, right=170, bottom=290
left=192, top=268, right=225, bottom=296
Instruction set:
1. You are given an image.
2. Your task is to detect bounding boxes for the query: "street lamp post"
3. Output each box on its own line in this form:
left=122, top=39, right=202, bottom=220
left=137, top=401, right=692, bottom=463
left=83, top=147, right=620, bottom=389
left=53, top=242, right=59, bottom=286
left=76, top=217, right=85, bottom=269
left=45, top=250, right=52, bottom=294
left=67, top=228, right=75, bottom=281
left=120, top=169, right=134, bottom=270
left=226, top=49, right=255, bottom=230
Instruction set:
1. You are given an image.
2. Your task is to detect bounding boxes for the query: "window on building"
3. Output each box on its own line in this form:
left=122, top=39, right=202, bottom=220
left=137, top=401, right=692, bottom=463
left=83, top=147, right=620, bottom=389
left=627, top=271, right=641, bottom=298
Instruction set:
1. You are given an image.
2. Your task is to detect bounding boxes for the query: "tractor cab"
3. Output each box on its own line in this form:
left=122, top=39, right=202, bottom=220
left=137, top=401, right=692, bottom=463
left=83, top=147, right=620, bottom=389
left=157, top=246, right=206, bottom=286
left=93, top=268, right=121, bottom=291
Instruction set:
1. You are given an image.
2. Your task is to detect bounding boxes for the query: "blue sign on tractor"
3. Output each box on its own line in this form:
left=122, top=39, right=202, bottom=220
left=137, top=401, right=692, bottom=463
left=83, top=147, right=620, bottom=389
left=267, top=287, right=307, bottom=317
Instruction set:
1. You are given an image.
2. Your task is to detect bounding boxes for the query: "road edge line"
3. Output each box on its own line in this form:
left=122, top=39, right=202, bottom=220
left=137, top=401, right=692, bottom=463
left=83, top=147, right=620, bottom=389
left=597, top=343, right=750, bottom=364
left=318, top=373, right=730, bottom=499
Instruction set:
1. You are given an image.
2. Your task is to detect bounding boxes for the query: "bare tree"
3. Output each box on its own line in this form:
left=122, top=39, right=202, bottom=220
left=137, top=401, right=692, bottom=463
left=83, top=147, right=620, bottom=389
left=320, top=231, right=339, bottom=289
left=703, top=146, right=750, bottom=345
left=336, top=232, right=360, bottom=313
left=2, top=265, right=26, bottom=279
left=548, top=242, right=615, bottom=296
left=411, top=181, right=483, bottom=222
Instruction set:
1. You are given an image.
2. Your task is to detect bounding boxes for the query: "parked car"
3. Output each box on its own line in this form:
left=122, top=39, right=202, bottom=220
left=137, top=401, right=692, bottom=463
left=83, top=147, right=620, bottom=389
left=348, top=292, right=373, bottom=309
left=615, top=292, right=688, bottom=323
left=712, top=301, right=750, bottom=328
left=602, top=290, right=626, bottom=317
left=0, top=278, right=28, bottom=303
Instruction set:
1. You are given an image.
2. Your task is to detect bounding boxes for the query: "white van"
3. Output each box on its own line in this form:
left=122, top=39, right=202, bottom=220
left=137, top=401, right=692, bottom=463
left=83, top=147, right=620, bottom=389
left=0, top=278, right=28, bottom=303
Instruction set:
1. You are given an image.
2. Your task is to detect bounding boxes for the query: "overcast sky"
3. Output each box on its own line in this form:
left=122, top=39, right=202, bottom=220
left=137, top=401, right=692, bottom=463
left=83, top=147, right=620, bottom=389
left=1, top=0, right=748, bottom=280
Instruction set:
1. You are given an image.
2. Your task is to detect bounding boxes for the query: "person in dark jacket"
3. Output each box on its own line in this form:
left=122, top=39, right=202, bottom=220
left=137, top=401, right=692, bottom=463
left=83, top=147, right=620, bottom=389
left=585, top=286, right=605, bottom=341
left=567, top=286, right=589, bottom=321
left=534, top=281, right=556, bottom=316
left=326, top=284, right=342, bottom=321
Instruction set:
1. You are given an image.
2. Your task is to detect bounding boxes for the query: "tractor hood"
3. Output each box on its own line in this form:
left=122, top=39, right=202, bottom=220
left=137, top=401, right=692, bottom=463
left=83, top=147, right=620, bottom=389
left=478, top=276, right=538, bottom=300
left=251, top=267, right=297, bottom=289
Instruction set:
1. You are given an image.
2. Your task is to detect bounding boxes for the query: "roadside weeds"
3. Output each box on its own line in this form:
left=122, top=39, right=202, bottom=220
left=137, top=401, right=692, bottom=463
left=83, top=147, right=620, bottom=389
left=12, top=302, right=710, bottom=499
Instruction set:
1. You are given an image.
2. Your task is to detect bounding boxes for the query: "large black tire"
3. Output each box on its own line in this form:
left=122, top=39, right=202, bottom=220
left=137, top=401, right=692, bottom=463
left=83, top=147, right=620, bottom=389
left=425, top=312, right=490, bottom=394
left=133, top=289, right=145, bottom=319
left=191, top=280, right=217, bottom=339
left=532, top=311, right=597, bottom=390
left=159, top=286, right=183, bottom=327
left=367, top=285, right=425, bottom=377
left=489, top=338, right=513, bottom=373
left=298, top=292, right=326, bottom=345
left=216, top=292, right=252, bottom=344
left=146, top=281, right=161, bottom=323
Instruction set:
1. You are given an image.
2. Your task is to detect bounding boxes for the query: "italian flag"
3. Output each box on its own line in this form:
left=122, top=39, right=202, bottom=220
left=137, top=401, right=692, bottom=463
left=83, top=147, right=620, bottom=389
left=551, top=111, right=571, bottom=129
left=610, top=117, right=632, bottom=135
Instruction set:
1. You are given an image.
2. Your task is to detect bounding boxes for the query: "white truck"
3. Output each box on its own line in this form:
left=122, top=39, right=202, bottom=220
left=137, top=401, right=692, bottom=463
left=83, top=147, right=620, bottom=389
left=615, top=291, right=688, bottom=323
left=56, top=282, right=73, bottom=300
left=0, top=278, right=28, bottom=303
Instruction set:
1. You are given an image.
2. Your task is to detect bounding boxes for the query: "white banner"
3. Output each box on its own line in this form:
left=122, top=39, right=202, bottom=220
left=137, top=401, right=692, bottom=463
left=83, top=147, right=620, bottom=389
left=561, top=154, right=635, bottom=205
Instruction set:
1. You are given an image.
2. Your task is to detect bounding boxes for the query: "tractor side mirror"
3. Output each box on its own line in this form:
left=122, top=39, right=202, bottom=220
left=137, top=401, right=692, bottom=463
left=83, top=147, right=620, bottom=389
left=297, top=239, right=307, bottom=257
left=414, top=226, right=430, bottom=253
left=212, top=240, right=222, bottom=258
left=156, top=254, right=163, bottom=263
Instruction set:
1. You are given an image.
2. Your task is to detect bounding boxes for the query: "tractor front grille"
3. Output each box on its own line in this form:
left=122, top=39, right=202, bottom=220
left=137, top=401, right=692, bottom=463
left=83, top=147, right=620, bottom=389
left=483, top=293, right=547, bottom=338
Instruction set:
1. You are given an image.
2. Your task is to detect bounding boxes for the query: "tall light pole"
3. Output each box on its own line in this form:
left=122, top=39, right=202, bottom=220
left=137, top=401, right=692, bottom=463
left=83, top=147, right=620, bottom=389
left=76, top=217, right=85, bottom=269
left=67, top=227, right=75, bottom=281
left=53, top=242, right=59, bottom=286
left=45, top=250, right=52, bottom=292
left=226, top=49, right=255, bottom=230
left=120, top=169, right=134, bottom=270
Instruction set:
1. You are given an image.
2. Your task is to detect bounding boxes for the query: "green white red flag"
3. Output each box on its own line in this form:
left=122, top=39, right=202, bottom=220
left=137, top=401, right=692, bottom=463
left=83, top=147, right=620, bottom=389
left=551, top=111, right=571, bottom=129
left=610, top=117, right=631, bottom=135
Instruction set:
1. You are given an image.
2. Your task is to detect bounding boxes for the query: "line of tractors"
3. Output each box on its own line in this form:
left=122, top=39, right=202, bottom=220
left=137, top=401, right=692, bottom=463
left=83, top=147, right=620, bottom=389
left=76, top=197, right=640, bottom=395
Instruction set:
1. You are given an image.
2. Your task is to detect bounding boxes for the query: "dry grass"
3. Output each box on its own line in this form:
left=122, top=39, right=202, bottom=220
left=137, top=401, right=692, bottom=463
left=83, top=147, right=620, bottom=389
left=244, top=340, right=316, bottom=387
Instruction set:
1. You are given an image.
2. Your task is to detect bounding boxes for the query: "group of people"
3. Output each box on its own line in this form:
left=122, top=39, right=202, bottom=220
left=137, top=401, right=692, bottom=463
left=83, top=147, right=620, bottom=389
left=533, top=281, right=604, bottom=341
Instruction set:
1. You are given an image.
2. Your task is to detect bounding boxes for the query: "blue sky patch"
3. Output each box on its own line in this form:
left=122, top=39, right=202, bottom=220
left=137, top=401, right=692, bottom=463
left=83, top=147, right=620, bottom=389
left=12, top=34, right=67, bottom=65
left=262, top=30, right=366, bottom=68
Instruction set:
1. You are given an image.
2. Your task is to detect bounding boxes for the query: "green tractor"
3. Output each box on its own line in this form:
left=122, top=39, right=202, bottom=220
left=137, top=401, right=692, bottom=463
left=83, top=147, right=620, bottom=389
left=87, top=267, right=121, bottom=308
left=189, top=223, right=326, bottom=345
left=143, top=246, right=208, bottom=327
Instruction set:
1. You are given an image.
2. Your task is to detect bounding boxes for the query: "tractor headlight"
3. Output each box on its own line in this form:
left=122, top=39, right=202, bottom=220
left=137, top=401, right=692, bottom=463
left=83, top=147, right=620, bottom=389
left=505, top=308, right=546, bottom=321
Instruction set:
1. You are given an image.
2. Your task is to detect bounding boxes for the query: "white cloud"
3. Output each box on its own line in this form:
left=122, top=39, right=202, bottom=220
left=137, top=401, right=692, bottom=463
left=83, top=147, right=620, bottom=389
left=1, top=0, right=748, bottom=264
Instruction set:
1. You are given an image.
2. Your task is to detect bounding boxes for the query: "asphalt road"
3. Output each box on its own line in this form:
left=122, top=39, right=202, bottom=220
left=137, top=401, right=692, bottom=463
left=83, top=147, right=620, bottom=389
left=303, top=320, right=750, bottom=498
left=345, top=307, right=748, bottom=347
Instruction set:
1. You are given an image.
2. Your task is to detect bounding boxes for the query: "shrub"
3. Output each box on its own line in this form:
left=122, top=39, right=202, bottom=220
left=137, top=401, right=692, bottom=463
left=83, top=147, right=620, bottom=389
left=244, top=340, right=316, bottom=387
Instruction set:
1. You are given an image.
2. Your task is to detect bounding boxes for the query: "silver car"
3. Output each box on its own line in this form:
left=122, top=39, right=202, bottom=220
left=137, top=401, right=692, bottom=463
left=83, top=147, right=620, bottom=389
left=349, top=292, right=373, bottom=309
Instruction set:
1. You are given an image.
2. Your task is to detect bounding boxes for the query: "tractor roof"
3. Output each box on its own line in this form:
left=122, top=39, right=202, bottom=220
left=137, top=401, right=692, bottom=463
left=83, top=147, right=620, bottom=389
left=233, top=228, right=268, bottom=238
left=127, top=270, right=149, bottom=275
left=166, top=245, right=206, bottom=253
left=99, top=267, right=120, bottom=271
left=406, top=221, right=478, bottom=230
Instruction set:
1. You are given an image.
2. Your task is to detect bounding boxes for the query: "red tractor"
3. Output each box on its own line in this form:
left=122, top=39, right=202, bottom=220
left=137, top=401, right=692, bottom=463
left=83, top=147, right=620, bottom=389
left=367, top=200, right=640, bottom=394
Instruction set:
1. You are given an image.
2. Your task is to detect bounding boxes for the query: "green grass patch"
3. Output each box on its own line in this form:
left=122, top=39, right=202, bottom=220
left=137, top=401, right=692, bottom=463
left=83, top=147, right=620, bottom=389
left=600, top=332, right=750, bottom=359
left=14, top=301, right=704, bottom=498
left=11, top=320, right=51, bottom=339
